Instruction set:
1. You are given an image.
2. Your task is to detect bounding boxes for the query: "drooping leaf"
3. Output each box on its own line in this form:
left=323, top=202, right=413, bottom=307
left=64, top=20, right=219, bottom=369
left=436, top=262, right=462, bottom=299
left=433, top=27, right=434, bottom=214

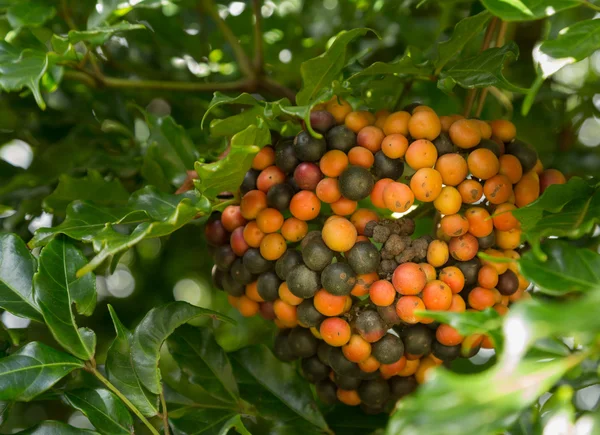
left=67, top=22, right=146, bottom=46
left=195, top=122, right=271, bottom=199
left=14, top=420, right=98, bottom=434
left=105, top=306, right=158, bottom=418
left=0, top=233, right=43, bottom=322
left=438, top=42, right=527, bottom=94
left=64, top=388, right=134, bottom=435
left=232, top=345, right=329, bottom=431
left=141, top=113, right=199, bottom=188
left=385, top=355, right=582, bottom=435
left=278, top=87, right=337, bottom=139
left=0, top=42, right=48, bottom=109
left=130, top=302, right=233, bottom=395
left=537, top=19, right=600, bottom=78
left=435, top=11, right=491, bottom=73
left=0, top=342, right=84, bottom=402
left=6, top=0, right=55, bottom=29
left=296, top=28, right=375, bottom=105
left=201, top=92, right=262, bottom=128
left=33, top=237, right=97, bottom=360
left=167, top=325, right=239, bottom=403
left=43, top=171, right=129, bottom=215
left=481, top=0, right=580, bottom=21
left=519, top=240, right=600, bottom=296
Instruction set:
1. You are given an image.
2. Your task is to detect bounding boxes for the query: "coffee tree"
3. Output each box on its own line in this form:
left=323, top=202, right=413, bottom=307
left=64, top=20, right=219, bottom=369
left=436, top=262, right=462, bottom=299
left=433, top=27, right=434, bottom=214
left=0, top=0, right=599, bottom=434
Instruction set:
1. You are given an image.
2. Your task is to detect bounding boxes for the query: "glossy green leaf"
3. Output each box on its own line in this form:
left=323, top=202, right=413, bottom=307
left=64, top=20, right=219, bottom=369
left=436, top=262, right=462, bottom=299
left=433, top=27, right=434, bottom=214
left=537, top=385, right=575, bottom=433
left=0, top=233, right=43, bottom=322
left=279, top=87, right=336, bottom=139
left=538, top=19, right=600, bottom=78
left=217, top=414, right=252, bottom=435
left=43, top=171, right=129, bottom=215
left=386, top=355, right=582, bottom=435
left=167, top=325, right=239, bottom=403
left=438, top=42, right=527, bottom=93
left=14, top=421, right=98, bottom=434
left=232, top=345, right=329, bottom=431
left=481, top=0, right=580, bottom=21
left=297, top=28, right=375, bottom=105
left=0, top=401, right=11, bottom=425
left=201, top=92, right=262, bottom=128
left=168, top=408, right=237, bottom=435
left=131, top=301, right=233, bottom=395
left=195, top=122, right=271, bottom=199
left=6, top=0, right=55, bottom=29
left=435, top=11, right=491, bottom=73
left=0, top=43, right=48, bottom=109
left=33, top=237, right=96, bottom=360
left=67, top=22, right=146, bottom=46
left=0, top=342, right=84, bottom=401
left=87, top=0, right=161, bottom=28
left=64, top=388, right=134, bottom=435
left=105, top=306, right=158, bottom=418
left=348, top=51, right=433, bottom=81
left=141, top=113, right=199, bottom=187
left=519, top=240, right=600, bottom=295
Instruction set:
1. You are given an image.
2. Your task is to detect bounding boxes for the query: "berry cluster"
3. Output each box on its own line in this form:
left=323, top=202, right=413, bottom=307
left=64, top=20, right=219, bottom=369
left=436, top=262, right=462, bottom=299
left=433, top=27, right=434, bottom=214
left=207, top=98, right=566, bottom=413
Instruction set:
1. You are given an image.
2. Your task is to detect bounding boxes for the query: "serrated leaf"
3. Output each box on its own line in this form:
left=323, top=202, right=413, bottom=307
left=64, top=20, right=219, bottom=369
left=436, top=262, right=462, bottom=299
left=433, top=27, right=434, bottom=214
left=6, top=0, right=55, bottom=29
left=195, top=123, right=271, bottom=199
left=386, top=355, right=582, bottom=435
left=232, top=345, right=329, bottom=431
left=0, top=342, right=84, bottom=402
left=537, top=19, right=600, bottom=78
left=0, top=233, right=43, bottom=322
left=33, top=237, right=96, bottom=360
left=105, top=305, right=158, bottom=417
left=43, top=171, right=129, bottom=215
left=14, top=420, right=98, bottom=434
left=297, top=28, right=375, bottom=105
left=131, top=301, right=233, bottom=395
left=0, top=43, right=48, bottom=109
left=435, top=11, right=491, bottom=73
left=519, top=240, right=600, bottom=296
left=67, top=22, right=146, bottom=46
left=438, top=42, right=527, bottom=93
left=481, top=0, right=580, bottom=21
left=64, top=388, right=134, bottom=435
left=141, top=113, right=199, bottom=187
left=167, top=325, right=239, bottom=403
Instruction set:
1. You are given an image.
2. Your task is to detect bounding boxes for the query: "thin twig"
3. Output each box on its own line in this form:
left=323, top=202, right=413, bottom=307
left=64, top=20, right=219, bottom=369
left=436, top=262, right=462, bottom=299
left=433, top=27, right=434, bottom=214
left=464, top=17, right=499, bottom=117
left=60, top=0, right=77, bottom=30
left=160, top=391, right=170, bottom=435
left=475, top=20, right=507, bottom=117
left=252, top=0, right=264, bottom=73
left=201, top=0, right=254, bottom=78
left=394, top=81, right=413, bottom=110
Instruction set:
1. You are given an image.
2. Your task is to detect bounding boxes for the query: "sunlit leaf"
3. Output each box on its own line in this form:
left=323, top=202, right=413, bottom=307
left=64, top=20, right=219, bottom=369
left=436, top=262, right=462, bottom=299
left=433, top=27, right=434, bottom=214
left=481, top=0, right=580, bottom=21
left=0, top=42, right=48, bottom=109
left=6, top=0, right=55, bottom=29
left=14, top=420, right=98, bottom=434
left=68, top=22, right=146, bottom=46
left=64, top=389, right=134, bottom=435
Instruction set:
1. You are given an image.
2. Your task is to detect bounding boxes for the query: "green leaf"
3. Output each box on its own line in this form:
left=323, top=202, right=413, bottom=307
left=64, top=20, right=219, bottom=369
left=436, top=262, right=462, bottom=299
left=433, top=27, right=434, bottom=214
left=537, top=19, right=600, bottom=78
left=0, top=342, right=84, bottom=401
left=167, top=325, right=239, bottom=403
left=519, top=240, right=600, bottom=296
left=6, top=0, right=55, bottom=29
left=0, top=233, right=43, bottom=322
left=435, top=11, right=491, bottom=74
left=141, top=113, right=199, bottom=187
left=537, top=385, right=575, bottom=433
left=386, top=355, right=582, bottom=435
left=232, top=345, right=329, bottom=431
left=297, top=28, right=375, bottom=105
left=33, top=237, right=97, bottom=360
left=438, top=42, right=527, bottom=94
left=195, top=123, right=271, bottom=199
left=87, top=0, right=162, bottom=28
left=512, top=178, right=600, bottom=258
left=347, top=50, right=433, bottom=81
left=64, top=388, right=134, bottom=435
left=67, top=22, right=146, bottom=46
left=201, top=92, right=262, bottom=129
left=43, top=171, right=129, bottom=215
left=168, top=408, right=238, bottom=435
left=14, top=421, right=98, bottom=434
left=217, top=414, right=252, bottom=435
left=105, top=305, right=158, bottom=417
left=0, top=42, right=48, bottom=109
left=481, top=0, right=580, bottom=21
left=131, top=301, right=233, bottom=395
left=0, top=401, right=12, bottom=425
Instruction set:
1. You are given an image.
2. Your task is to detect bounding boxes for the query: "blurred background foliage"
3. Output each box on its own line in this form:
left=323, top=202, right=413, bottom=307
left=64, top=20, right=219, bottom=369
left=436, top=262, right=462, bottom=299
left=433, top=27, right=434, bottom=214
left=0, top=0, right=599, bottom=433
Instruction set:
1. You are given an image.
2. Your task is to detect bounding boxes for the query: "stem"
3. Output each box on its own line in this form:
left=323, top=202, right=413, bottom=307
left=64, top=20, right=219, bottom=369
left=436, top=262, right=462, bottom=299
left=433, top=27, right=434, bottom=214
left=463, top=89, right=478, bottom=118
left=60, top=0, right=77, bottom=30
left=474, top=88, right=489, bottom=118
left=394, top=81, right=413, bottom=110
left=475, top=20, right=507, bottom=117
left=252, top=0, right=264, bottom=73
left=160, top=391, right=170, bottom=435
left=88, top=365, right=160, bottom=435
left=201, top=0, right=254, bottom=78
